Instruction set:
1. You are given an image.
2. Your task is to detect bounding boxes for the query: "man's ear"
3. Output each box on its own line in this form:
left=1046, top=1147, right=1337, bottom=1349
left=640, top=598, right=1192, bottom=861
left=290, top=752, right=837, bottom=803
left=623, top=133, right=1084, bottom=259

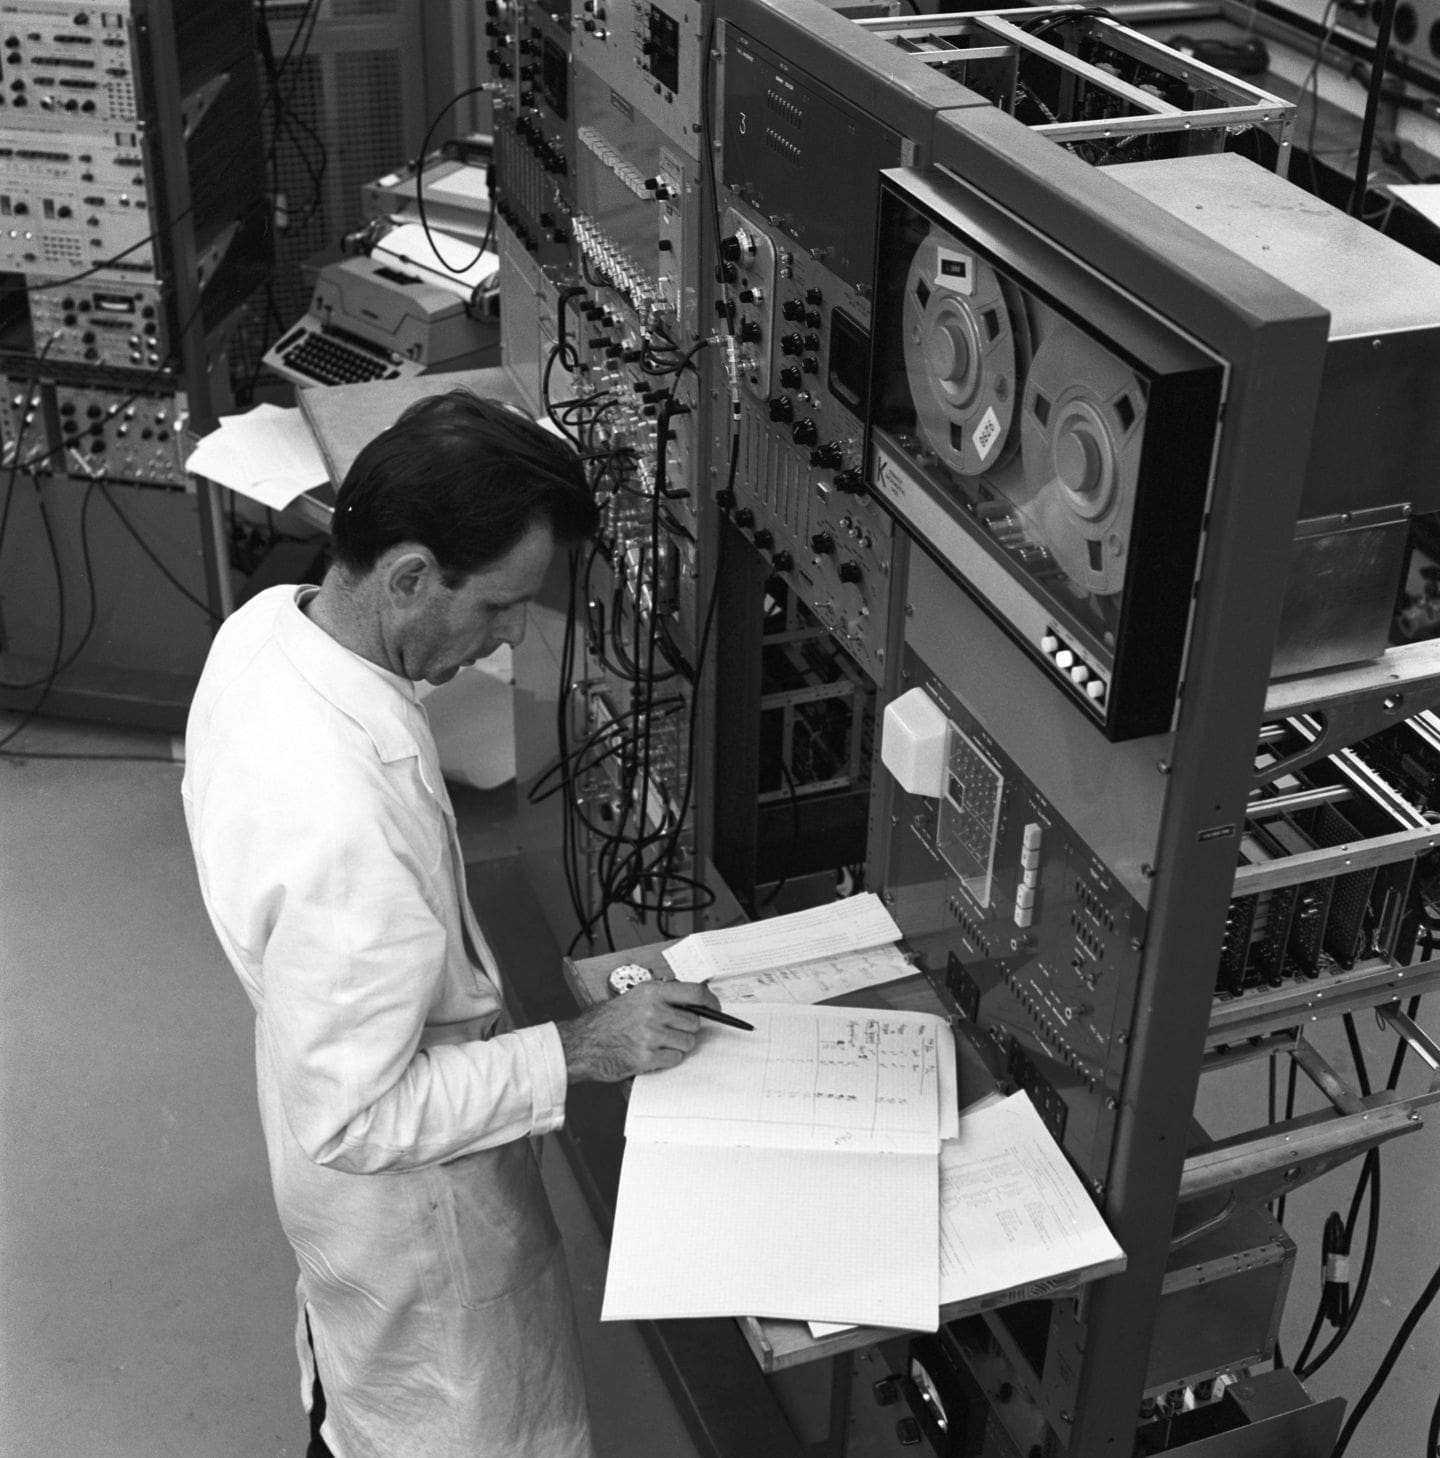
left=382, top=546, right=439, bottom=609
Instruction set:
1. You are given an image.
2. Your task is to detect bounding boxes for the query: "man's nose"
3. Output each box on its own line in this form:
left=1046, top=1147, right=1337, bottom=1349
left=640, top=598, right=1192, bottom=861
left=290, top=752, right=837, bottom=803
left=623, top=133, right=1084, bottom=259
left=494, top=602, right=528, bottom=645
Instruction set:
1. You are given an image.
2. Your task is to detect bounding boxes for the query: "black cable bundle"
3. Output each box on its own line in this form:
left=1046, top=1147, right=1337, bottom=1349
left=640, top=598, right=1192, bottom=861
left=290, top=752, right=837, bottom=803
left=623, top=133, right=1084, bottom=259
left=1318, top=1211, right=1351, bottom=1328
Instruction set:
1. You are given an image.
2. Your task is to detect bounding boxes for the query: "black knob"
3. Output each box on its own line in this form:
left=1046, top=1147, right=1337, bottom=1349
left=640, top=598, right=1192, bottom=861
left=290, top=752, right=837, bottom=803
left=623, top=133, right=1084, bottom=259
left=791, top=418, right=818, bottom=447
left=719, top=235, right=742, bottom=262
left=739, top=320, right=762, bottom=343
left=803, top=332, right=820, bottom=352
left=833, top=467, right=866, bottom=494
left=768, top=396, right=794, bottom=423
left=805, top=286, right=824, bottom=305
left=838, top=559, right=863, bottom=584
left=772, top=549, right=793, bottom=572
left=779, top=365, right=802, bottom=389
left=715, top=489, right=737, bottom=511
left=753, top=527, right=774, bottom=550
left=801, top=355, right=819, bottom=375
left=873, top=1376, right=901, bottom=1407
left=781, top=297, right=805, bottom=321
left=779, top=333, right=803, bottom=356
left=734, top=507, right=755, bottom=528
left=810, top=531, right=835, bottom=555
left=809, top=441, right=843, bottom=469
left=714, top=262, right=737, bottom=283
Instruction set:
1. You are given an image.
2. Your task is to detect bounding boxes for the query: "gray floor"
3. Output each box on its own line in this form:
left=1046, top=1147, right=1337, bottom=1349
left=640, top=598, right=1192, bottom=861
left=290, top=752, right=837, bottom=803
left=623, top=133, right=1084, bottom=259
left=0, top=711, right=701, bottom=1458
left=1, top=709, right=1436, bottom=1457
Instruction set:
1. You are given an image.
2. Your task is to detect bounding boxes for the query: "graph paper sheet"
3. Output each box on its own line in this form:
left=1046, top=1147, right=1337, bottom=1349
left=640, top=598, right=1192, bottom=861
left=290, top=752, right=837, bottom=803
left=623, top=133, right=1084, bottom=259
left=601, top=1002, right=950, bottom=1330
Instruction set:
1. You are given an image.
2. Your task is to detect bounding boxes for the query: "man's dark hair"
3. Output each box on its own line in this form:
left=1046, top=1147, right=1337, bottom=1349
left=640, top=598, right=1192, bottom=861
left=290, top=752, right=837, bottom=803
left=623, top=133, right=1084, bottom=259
left=330, top=389, right=597, bottom=584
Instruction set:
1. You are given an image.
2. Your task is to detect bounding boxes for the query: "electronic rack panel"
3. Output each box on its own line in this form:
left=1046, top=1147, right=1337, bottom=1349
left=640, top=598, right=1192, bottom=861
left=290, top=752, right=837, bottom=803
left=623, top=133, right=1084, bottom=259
left=500, top=0, right=723, bottom=946
left=710, top=23, right=908, bottom=688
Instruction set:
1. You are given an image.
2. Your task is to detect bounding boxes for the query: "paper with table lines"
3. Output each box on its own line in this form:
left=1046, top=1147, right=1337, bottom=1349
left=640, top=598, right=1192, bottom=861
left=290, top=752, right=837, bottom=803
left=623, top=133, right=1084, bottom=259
left=806, top=1091, right=1127, bottom=1337
left=602, top=1001, right=952, bottom=1331
left=624, top=1002, right=951, bottom=1154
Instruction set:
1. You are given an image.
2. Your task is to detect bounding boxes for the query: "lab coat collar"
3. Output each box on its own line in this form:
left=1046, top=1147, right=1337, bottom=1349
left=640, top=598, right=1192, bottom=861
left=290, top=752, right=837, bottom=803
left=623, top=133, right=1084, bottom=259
left=271, top=584, right=426, bottom=766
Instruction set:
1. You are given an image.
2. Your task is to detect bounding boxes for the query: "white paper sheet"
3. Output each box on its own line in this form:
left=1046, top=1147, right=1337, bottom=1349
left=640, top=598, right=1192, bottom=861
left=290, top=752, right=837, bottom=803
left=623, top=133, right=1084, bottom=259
left=937, top=1092, right=1125, bottom=1305
left=371, top=221, right=499, bottom=299
left=624, top=1002, right=950, bottom=1155
left=1389, top=183, right=1440, bottom=229
left=184, top=403, right=330, bottom=507
left=704, top=943, right=917, bottom=1005
left=662, top=893, right=902, bottom=981
left=805, top=1091, right=1125, bottom=1339
left=602, top=1141, right=940, bottom=1332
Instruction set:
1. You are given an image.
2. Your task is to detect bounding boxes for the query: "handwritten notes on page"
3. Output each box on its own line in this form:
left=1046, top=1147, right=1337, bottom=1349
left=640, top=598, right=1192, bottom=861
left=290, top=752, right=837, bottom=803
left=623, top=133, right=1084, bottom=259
left=661, top=892, right=902, bottom=982
left=602, top=1002, right=953, bottom=1332
left=624, top=1001, right=950, bottom=1154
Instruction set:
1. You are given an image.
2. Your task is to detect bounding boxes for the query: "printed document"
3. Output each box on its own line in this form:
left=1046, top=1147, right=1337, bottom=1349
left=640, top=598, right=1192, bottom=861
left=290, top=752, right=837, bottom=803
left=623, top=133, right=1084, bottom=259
left=807, top=1090, right=1126, bottom=1337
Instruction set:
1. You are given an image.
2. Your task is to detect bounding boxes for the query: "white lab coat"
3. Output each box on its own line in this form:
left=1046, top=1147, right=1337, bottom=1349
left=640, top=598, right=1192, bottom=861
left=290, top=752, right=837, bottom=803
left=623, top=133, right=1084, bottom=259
left=182, top=585, right=592, bottom=1458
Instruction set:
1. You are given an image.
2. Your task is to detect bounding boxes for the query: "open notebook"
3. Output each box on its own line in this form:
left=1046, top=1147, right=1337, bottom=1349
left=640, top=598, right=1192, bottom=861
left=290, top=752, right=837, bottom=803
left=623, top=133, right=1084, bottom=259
left=601, top=1001, right=958, bottom=1333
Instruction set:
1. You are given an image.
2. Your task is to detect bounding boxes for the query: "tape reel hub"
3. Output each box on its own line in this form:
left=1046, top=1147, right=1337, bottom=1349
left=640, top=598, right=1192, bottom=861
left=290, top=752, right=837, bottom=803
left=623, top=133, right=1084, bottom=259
left=926, top=304, right=982, bottom=407
left=903, top=228, right=1025, bottom=478
left=1051, top=400, right=1116, bottom=520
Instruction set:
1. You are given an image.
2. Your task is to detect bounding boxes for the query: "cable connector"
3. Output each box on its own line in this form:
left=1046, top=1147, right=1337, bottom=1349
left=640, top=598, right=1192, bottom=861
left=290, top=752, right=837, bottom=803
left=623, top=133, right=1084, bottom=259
left=1320, top=1210, right=1351, bottom=1327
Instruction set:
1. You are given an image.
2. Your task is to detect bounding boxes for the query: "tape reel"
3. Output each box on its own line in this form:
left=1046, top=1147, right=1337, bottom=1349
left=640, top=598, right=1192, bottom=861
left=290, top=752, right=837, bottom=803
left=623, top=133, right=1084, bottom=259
left=904, top=229, right=1026, bottom=479
left=1014, top=318, right=1147, bottom=598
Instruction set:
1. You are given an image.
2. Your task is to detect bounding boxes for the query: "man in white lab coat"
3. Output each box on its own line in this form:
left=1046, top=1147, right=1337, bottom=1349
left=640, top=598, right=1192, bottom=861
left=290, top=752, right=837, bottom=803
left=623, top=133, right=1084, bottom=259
left=182, top=390, right=717, bottom=1458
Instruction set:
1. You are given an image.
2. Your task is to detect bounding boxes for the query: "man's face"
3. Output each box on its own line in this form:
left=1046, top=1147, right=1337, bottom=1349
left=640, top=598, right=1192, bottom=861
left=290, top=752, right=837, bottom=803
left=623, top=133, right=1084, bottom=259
left=398, top=520, right=557, bottom=686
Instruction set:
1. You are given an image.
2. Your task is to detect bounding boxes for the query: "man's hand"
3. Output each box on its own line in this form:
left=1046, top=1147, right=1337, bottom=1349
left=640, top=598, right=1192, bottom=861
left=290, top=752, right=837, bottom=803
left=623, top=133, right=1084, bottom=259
left=557, top=979, right=722, bottom=1084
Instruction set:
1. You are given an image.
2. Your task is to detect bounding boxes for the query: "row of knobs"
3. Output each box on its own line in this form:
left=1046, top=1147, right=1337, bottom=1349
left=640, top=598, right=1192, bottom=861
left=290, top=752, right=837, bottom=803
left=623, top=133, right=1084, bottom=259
left=721, top=499, right=864, bottom=582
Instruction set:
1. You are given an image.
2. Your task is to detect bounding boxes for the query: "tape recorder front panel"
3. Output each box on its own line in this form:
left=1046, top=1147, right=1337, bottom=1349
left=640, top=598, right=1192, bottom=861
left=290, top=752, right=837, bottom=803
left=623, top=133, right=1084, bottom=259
left=867, top=166, right=1226, bottom=740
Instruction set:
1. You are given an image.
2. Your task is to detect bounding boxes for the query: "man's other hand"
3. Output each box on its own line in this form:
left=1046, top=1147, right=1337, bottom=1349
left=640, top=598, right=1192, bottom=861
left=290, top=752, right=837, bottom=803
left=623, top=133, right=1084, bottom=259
left=557, top=979, right=722, bottom=1084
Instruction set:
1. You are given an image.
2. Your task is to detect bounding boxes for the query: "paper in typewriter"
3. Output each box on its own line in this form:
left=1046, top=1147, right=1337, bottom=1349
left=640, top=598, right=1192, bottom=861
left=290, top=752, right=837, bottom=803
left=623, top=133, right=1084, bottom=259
left=602, top=1001, right=952, bottom=1332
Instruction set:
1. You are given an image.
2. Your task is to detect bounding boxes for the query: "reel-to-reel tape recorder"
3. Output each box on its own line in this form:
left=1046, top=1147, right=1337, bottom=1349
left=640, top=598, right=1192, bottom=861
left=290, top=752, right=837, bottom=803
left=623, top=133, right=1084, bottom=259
left=867, top=166, right=1226, bottom=741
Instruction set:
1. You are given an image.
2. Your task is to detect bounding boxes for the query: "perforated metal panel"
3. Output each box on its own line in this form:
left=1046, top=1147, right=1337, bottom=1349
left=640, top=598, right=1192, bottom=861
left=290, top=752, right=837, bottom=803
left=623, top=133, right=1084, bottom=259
left=228, top=3, right=431, bottom=398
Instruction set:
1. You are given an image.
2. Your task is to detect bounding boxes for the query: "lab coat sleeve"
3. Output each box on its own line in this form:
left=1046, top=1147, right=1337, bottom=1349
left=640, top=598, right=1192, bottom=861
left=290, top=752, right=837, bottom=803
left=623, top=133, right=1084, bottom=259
left=201, top=741, right=568, bottom=1176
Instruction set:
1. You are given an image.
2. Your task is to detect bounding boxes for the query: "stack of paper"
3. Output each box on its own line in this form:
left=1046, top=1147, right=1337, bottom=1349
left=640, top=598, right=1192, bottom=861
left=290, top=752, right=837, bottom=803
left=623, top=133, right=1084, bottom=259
left=603, top=895, right=1127, bottom=1336
left=602, top=1001, right=959, bottom=1332
left=184, top=403, right=329, bottom=509
left=662, top=891, right=916, bottom=1004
